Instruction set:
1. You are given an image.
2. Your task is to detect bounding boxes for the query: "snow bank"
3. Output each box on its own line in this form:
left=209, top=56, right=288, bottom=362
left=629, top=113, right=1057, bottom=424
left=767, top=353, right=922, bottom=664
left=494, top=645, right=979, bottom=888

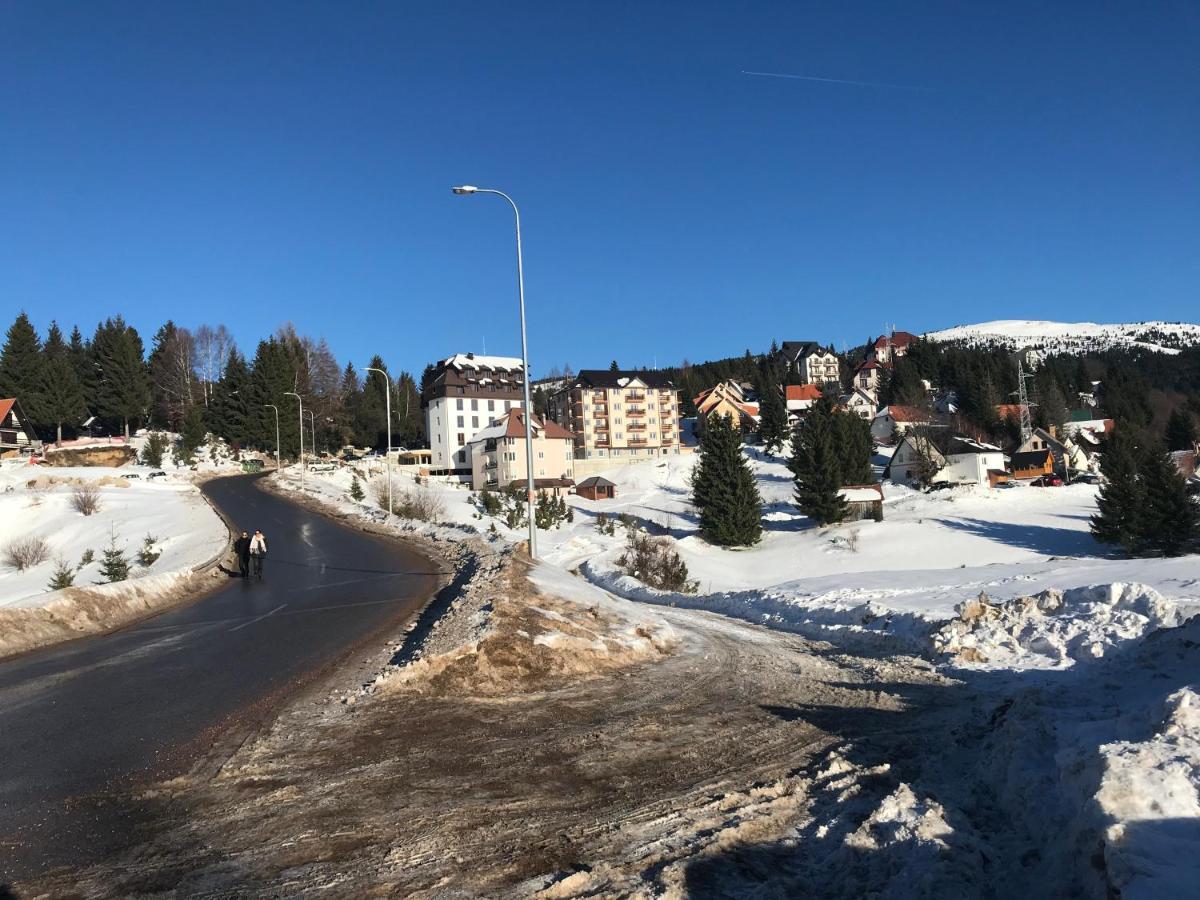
left=933, top=583, right=1188, bottom=669
left=1096, top=687, right=1200, bottom=898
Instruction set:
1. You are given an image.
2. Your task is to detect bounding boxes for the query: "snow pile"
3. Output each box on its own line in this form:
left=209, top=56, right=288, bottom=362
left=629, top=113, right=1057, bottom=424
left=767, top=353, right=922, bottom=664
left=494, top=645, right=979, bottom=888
left=932, top=583, right=1185, bottom=669
left=1095, top=687, right=1200, bottom=898
left=925, top=319, right=1200, bottom=355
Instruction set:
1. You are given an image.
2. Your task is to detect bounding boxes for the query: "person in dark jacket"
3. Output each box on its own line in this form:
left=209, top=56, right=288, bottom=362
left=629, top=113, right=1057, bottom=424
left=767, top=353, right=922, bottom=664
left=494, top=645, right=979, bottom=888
left=233, top=531, right=251, bottom=578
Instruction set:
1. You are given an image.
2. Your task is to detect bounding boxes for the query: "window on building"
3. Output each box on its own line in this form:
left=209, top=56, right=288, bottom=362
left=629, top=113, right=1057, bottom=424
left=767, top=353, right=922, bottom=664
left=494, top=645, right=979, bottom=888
left=488, top=400, right=495, bottom=411
left=471, top=399, right=478, bottom=411
left=471, top=416, right=479, bottom=428
left=457, top=415, right=464, bottom=427
left=457, top=432, right=465, bottom=445
left=456, top=399, right=464, bottom=410
left=456, top=450, right=466, bottom=464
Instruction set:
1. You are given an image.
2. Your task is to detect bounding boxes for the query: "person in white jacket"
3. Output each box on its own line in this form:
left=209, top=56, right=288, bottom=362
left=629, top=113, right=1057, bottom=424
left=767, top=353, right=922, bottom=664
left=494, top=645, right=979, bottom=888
left=249, top=529, right=268, bottom=578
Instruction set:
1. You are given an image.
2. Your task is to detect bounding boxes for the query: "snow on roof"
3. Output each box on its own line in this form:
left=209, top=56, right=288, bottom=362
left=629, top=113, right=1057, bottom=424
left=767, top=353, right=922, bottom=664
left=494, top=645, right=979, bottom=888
left=442, top=353, right=524, bottom=372
left=466, top=409, right=573, bottom=443
left=839, top=484, right=883, bottom=503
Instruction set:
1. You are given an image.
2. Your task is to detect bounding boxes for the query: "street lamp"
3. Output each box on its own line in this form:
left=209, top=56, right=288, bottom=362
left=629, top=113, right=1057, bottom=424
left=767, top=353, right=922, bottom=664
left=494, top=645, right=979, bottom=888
left=452, top=184, right=538, bottom=558
left=263, top=404, right=281, bottom=471
left=362, top=366, right=393, bottom=516
left=284, top=392, right=304, bottom=490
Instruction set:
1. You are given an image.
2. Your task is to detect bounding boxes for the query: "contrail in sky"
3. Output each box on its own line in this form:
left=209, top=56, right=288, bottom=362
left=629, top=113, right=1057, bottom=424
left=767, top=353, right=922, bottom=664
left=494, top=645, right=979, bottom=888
left=741, top=70, right=931, bottom=92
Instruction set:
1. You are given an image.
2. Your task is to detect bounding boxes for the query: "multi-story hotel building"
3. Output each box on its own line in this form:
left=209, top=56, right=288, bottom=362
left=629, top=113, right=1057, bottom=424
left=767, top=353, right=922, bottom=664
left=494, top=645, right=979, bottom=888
left=422, top=353, right=525, bottom=477
left=547, top=370, right=682, bottom=460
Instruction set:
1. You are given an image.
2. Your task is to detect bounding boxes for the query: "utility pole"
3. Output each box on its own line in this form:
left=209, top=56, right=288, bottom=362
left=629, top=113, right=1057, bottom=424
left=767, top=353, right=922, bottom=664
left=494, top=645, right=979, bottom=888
left=363, top=366, right=393, bottom=516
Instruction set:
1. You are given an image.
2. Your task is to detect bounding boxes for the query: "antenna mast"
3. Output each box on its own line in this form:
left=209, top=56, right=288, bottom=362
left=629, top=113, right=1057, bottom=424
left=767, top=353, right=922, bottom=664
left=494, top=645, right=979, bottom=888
left=1016, top=358, right=1033, bottom=445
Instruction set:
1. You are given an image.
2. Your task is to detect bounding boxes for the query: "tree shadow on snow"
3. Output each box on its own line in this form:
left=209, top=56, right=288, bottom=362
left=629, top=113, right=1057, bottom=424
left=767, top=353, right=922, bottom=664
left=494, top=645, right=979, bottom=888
left=932, top=516, right=1101, bottom=557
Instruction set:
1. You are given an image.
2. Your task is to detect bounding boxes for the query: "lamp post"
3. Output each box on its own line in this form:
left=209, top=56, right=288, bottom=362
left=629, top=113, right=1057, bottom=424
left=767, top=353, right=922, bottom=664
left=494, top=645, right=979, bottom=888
left=451, top=185, right=537, bottom=558
left=284, top=392, right=304, bottom=490
left=263, top=404, right=281, bottom=471
left=363, top=366, right=393, bottom=516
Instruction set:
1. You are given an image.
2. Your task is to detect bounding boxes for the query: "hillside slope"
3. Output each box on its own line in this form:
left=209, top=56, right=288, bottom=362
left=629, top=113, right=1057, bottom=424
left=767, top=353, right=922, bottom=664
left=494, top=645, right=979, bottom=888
left=924, top=320, right=1200, bottom=355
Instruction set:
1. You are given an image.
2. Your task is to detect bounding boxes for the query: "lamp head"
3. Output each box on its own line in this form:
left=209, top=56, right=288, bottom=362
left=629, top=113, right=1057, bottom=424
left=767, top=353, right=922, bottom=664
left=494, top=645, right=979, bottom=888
left=451, top=185, right=478, bottom=195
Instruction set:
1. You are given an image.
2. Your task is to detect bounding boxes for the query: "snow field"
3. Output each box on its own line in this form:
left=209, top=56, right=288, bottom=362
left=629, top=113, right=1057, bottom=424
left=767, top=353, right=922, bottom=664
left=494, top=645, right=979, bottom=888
left=0, top=462, right=228, bottom=608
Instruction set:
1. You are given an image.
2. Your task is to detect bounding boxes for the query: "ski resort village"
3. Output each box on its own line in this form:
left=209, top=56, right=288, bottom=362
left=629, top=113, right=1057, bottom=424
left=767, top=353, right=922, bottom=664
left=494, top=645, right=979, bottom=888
left=4, top=6, right=1200, bottom=898
left=3, top=312, right=1200, bottom=898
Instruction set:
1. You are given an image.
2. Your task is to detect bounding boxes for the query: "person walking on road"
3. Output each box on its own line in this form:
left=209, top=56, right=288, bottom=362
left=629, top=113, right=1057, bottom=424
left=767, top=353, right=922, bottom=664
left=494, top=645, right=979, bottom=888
left=233, top=531, right=251, bottom=578
left=249, top=529, right=268, bottom=579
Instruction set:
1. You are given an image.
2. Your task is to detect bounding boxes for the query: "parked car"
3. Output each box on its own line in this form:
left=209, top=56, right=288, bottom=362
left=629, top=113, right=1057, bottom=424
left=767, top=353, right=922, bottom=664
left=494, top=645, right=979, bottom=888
left=147, top=470, right=167, bottom=479
left=121, top=473, right=141, bottom=480
left=1072, top=472, right=1100, bottom=485
left=308, top=462, right=337, bottom=473
left=1030, top=475, right=1064, bottom=487
left=996, top=480, right=1018, bottom=490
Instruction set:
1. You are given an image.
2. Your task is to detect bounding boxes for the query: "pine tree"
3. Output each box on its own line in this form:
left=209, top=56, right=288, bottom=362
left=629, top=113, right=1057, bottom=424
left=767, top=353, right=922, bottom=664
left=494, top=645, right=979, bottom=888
left=1091, top=430, right=1145, bottom=553
left=179, top=404, right=207, bottom=461
left=37, top=322, right=85, bottom=443
left=47, top=557, right=75, bottom=591
left=790, top=399, right=849, bottom=525
left=209, top=349, right=251, bottom=447
left=349, top=474, right=365, bottom=502
left=92, top=316, right=150, bottom=438
left=609, top=360, right=620, bottom=372
left=832, top=410, right=874, bottom=485
left=0, top=312, right=46, bottom=427
left=693, top=414, right=762, bottom=546
left=98, top=529, right=130, bottom=584
left=1165, top=408, right=1196, bottom=451
left=1137, top=448, right=1199, bottom=557
left=757, top=365, right=789, bottom=455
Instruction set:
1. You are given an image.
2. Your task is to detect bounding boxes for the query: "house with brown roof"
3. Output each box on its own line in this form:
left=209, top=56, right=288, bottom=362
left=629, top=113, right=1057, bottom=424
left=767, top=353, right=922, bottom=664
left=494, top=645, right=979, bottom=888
left=870, top=404, right=933, bottom=443
left=0, top=398, right=36, bottom=456
left=467, top=409, right=575, bottom=491
left=694, top=381, right=759, bottom=436
left=852, top=359, right=888, bottom=397
left=1009, top=448, right=1054, bottom=480
left=869, top=331, right=919, bottom=365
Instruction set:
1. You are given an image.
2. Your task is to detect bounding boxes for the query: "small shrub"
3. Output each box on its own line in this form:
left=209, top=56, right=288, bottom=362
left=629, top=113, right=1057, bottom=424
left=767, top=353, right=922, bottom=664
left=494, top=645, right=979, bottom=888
left=846, top=528, right=860, bottom=553
left=595, top=512, right=616, bottom=536
left=534, top=491, right=571, bottom=530
left=478, top=488, right=502, bottom=516
left=138, top=534, right=161, bottom=567
left=617, top=529, right=697, bottom=593
left=4, top=536, right=51, bottom=571
left=47, top=557, right=75, bottom=590
left=78, top=548, right=95, bottom=569
left=394, top=488, right=445, bottom=523
left=141, top=431, right=169, bottom=467
left=71, top=483, right=102, bottom=516
left=349, top=475, right=365, bottom=502
left=618, top=512, right=636, bottom=532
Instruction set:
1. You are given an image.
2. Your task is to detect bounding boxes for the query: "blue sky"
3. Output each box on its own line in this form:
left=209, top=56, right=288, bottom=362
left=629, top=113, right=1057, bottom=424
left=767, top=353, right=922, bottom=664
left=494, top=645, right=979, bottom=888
left=2, top=2, right=1197, bottom=377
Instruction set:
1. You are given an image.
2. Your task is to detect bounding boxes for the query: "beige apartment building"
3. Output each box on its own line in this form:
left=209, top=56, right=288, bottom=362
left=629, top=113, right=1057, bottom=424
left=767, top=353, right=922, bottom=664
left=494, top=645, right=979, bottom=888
left=547, top=370, right=682, bottom=461
left=467, top=409, right=576, bottom=490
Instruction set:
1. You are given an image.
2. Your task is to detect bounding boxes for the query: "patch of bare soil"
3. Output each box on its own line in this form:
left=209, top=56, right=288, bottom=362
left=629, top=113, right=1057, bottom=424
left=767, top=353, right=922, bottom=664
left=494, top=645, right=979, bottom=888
left=17, top=566, right=944, bottom=899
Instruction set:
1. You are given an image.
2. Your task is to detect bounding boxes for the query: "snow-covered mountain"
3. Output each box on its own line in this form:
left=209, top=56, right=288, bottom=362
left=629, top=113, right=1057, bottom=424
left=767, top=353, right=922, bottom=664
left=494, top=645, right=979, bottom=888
left=924, top=320, right=1200, bottom=356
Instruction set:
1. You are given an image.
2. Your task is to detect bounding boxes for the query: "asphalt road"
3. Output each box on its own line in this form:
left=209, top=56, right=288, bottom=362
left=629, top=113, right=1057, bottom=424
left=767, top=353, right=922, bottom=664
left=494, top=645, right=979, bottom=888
left=0, top=474, right=443, bottom=884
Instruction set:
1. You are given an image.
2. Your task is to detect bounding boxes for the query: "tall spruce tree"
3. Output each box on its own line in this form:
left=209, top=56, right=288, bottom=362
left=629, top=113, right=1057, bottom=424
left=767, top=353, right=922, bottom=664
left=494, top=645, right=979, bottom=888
left=247, top=338, right=301, bottom=455
left=0, top=312, right=46, bottom=425
left=790, top=398, right=849, bottom=525
left=92, top=316, right=150, bottom=438
left=692, top=413, right=762, bottom=546
left=209, top=349, right=251, bottom=447
left=832, top=410, right=874, bottom=485
left=1137, top=448, right=1199, bottom=557
left=38, top=322, right=85, bottom=443
left=1091, top=430, right=1145, bottom=553
left=757, top=365, right=789, bottom=455
left=1165, top=408, right=1196, bottom=451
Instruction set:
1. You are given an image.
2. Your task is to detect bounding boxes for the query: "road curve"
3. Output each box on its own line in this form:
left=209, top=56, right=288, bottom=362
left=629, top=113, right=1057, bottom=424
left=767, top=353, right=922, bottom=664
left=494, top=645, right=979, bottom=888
left=0, top=473, right=444, bottom=883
